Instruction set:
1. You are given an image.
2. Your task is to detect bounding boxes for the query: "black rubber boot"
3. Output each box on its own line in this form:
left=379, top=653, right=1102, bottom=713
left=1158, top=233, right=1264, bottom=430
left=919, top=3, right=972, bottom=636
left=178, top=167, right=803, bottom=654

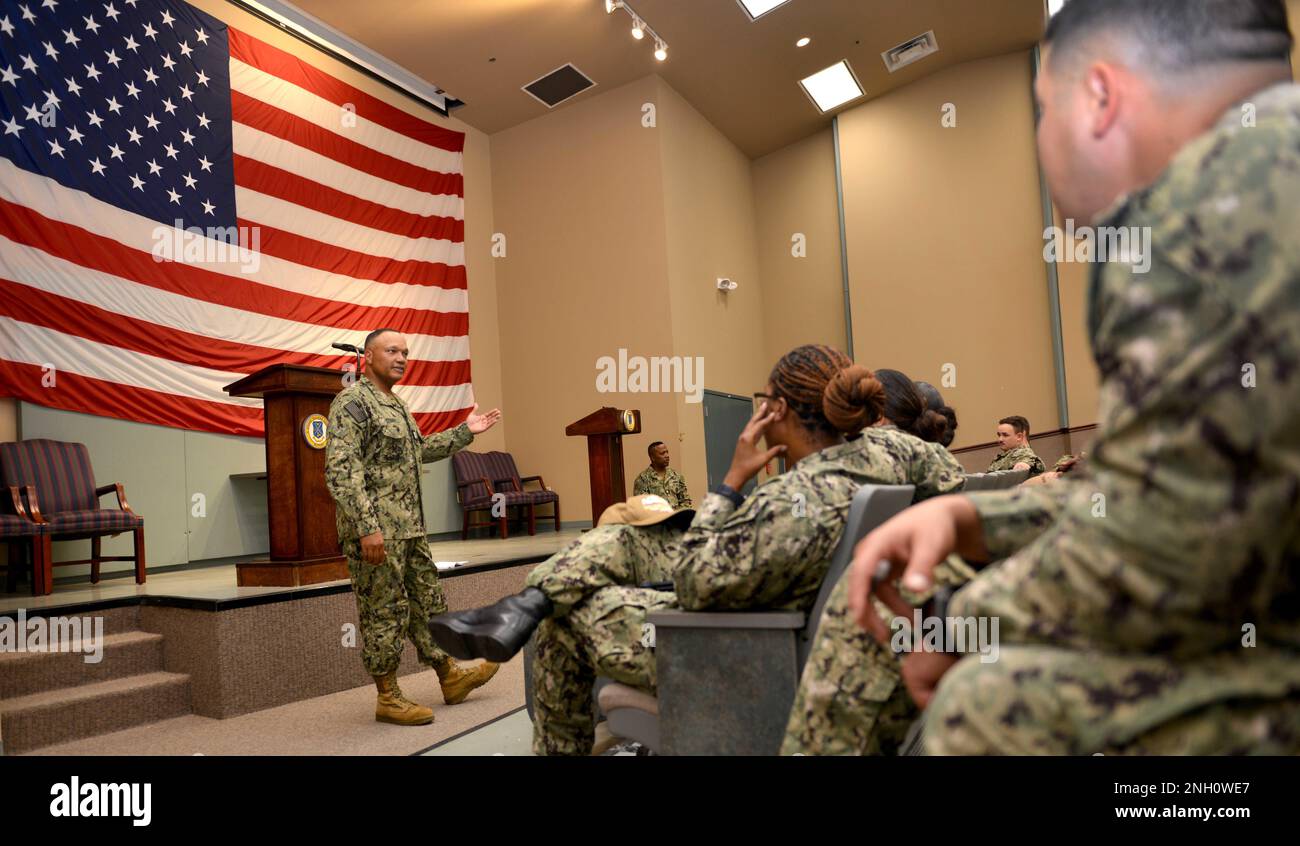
left=428, top=587, right=554, bottom=662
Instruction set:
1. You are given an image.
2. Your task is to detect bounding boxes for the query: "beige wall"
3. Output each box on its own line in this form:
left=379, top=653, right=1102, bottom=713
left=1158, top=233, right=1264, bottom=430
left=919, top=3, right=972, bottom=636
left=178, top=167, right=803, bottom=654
left=753, top=129, right=847, bottom=366
left=1292, top=0, right=1300, bottom=77
left=655, top=78, right=770, bottom=506
left=1055, top=213, right=1102, bottom=429
left=0, top=399, right=15, bottom=442
left=837, top=50, right=1059, bottom=448
left=490, top=76, right=679, bottom=522
left=489, top=74, right=773, bottom=519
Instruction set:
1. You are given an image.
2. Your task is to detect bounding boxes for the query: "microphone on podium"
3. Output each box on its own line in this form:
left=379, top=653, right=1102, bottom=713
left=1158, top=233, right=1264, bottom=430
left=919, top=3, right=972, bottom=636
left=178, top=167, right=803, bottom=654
left=332, top=342, right=363, bottom=381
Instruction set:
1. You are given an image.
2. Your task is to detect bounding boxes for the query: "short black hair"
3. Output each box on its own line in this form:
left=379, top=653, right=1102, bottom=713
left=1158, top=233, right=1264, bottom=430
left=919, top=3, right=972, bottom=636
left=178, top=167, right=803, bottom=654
left=939, top=406, right=958, bottom=449
left=914, top=381, right=945, bottom=412
left=1000, top=415, right=1031, bottom=436
left=648, top=441, right=665, bottom=456
left=1044, top=0, right=1293, bottom=76
left=365, top=328, right=403, bottom=350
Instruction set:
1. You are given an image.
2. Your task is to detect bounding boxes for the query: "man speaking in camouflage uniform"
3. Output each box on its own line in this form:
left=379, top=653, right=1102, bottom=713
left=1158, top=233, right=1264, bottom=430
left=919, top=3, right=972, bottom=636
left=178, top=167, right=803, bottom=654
left=848, top=0, right=1300, bottom=755
left=326, top=328, right=503, bottom=726
left=632, top=441, right=692, bottom=508
left=986, top=416, right=1047, bottom=477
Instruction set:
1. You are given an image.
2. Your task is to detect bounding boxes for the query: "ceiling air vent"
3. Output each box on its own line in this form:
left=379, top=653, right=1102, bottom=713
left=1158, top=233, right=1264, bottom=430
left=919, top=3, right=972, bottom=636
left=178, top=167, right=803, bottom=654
left=522, top=64, right=596, bottom=108
left=881, top=30, right=939, bottom=73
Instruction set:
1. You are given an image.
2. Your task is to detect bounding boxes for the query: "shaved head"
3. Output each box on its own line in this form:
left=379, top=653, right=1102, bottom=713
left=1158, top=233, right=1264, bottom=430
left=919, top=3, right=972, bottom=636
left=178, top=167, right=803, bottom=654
left=364, top=327, right=402, bottom=350
left=1044, top=0, right=1293, bottom=85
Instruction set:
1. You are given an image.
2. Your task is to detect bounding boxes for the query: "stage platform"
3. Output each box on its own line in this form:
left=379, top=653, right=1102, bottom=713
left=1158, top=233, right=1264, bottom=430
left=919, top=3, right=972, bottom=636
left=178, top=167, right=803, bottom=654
left=0, top=529, right=579, bottom=755
left=0, top=528, right=582, bottom=614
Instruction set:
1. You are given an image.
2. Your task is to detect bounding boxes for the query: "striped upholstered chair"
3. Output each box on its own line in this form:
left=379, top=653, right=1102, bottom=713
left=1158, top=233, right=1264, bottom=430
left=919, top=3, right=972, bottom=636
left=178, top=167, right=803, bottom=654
left=490, top=452, right=561, bottom=536
left=1, top=483, right=50, bottom=596
left=452, top=450, right=561, bottom=539
left=452, top=450, right=501, bottom=539
left=0, top=440, right=145, bottom=595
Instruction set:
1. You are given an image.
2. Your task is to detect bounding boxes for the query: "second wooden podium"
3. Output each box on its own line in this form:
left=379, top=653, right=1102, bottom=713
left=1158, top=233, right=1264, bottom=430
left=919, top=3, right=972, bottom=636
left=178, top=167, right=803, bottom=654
left=565, top=407, right=642, bottom=524
left=224, top=364, right=349, bottom=587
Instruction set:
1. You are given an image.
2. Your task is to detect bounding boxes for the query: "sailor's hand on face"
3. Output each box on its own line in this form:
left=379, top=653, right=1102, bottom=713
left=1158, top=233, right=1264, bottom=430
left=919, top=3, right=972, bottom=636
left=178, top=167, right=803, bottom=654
left=723, top=402, right=786, bottom=490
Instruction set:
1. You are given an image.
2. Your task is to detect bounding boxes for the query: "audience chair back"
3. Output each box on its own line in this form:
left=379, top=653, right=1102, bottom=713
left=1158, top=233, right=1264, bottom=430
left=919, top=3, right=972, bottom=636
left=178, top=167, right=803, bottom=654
left=796, top=483, right=916, bottom=670
left=1000, top=468, right=1030, bottom=487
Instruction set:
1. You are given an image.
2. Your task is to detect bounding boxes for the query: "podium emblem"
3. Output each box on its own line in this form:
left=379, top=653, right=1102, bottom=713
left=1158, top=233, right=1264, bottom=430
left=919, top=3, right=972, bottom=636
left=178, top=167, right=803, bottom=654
left=621, top=409, right=637, bottom=432
left=302, top=414, right=329, bottom=449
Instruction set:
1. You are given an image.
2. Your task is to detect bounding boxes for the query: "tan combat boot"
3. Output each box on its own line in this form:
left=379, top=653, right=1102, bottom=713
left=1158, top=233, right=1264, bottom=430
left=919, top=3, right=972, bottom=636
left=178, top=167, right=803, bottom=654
left=374, top=671, right=435, bottom=726
left=437, top=659, right=501, bottom=705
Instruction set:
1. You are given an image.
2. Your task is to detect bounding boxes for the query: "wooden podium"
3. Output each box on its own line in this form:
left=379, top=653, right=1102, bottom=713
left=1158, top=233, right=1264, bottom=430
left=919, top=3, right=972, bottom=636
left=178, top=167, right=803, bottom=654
left=224, top=364, right=349, bottom=587
left=565, top=407, right=641, bottom=524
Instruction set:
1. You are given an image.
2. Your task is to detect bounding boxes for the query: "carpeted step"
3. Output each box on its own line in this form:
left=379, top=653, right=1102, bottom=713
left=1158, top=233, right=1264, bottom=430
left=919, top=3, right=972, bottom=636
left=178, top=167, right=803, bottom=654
left=0, top=671, right=191, bottom=755
left=0, top=604, right=142, bottom=636
left=0, top=631, right=166, bottom=699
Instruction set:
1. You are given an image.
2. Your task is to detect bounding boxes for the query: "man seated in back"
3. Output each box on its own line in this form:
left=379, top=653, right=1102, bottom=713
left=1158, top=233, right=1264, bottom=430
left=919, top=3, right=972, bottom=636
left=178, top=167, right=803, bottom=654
left=987, top=416, right=1046, bottom=477
left=632, top=441, right=691, bottom=509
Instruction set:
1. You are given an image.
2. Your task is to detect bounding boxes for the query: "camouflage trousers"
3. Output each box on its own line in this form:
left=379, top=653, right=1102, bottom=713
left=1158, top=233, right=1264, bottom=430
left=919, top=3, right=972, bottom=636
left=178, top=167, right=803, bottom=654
left=525, top=523, right=684, bottom=755
left=525, top=523, right=684, bottom=614
left=344, top=536, right=449, bottom=677
left=532, top=586, right=678, bottom=755
left=922, top=645, right=1300, bottom=755
left=782, top=555, right=977, bottom=756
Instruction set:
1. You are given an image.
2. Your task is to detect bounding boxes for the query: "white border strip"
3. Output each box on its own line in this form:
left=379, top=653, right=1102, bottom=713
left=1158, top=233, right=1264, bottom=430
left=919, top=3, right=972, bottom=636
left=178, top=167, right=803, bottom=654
left=232, top=0, right=452, bottom=112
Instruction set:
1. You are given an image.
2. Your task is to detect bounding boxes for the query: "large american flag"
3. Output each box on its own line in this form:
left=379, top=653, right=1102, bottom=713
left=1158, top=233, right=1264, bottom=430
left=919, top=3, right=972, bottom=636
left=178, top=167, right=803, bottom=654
left=0, top=0, right=472, bottom=437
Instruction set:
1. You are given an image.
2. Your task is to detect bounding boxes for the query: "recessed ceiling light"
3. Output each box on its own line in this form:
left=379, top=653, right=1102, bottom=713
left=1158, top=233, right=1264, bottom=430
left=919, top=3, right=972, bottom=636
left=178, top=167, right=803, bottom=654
left=798, top=60, right=864, bottom=113
left=796, top=36, right=811, bottom=47
left=736, top=0, right=793, bottom=21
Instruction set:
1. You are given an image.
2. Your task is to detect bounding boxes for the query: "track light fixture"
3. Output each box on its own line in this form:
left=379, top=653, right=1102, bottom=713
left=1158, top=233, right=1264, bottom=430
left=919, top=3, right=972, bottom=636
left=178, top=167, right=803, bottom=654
left=605, top=1, right=668, bottom=62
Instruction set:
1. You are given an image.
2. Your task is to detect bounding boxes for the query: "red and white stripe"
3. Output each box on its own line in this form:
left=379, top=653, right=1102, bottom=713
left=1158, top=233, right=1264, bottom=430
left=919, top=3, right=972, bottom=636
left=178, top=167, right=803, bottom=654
left=0, top=27, right=472, bottom=437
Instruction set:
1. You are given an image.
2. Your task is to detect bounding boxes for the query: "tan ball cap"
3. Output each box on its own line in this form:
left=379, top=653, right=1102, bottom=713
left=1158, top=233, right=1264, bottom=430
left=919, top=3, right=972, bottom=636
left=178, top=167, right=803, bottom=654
left=597, top=494, right=696, bottom=529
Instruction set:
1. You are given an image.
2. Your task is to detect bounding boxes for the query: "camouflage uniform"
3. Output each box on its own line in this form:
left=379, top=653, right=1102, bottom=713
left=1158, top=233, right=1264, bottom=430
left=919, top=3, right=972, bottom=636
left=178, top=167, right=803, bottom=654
left=1052, top=454, right=1078, bottom=472
left=528, top=425, right=965, bottom=755
left=924, top=82, right=1300, bottom=755
left=325, top=375, right=473, bottom=677
left=783, top=439, right=975, bottom=756
left=632, top=466, right=692, bottom=509
left=987, top=445, right=1047, bottom=477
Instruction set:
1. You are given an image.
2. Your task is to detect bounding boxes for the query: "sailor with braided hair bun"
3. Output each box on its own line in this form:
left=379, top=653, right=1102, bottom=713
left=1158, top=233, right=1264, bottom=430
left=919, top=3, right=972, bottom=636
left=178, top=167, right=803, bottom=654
left=785, top=368, right=974, bottom=755
left=428, top=343, right=963, bottom=755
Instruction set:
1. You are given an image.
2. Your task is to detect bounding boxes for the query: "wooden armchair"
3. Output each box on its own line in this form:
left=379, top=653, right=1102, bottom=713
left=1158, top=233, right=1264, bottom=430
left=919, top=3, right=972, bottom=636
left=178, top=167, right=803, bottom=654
left=1, top=482, right=51, bottom=596
left=452, top=451, right=561, bottom=539
left=0, top=440, right=145, bottom=595
left=491, top=452, right=560, bottom=536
